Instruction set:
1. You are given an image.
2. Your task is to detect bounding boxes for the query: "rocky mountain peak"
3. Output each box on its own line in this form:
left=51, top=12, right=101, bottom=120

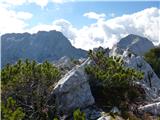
left=1, top=30, right=87, bottom=67
left=115, top=34, right=154, bottom=56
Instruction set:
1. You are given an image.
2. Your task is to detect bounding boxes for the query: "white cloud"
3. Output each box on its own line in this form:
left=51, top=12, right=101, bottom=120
left=0, top=0, right=74, bottom=9
left=0, top=0, right=49, bottom=8
left=17, top=11, right=33, bottom=20
left=0, top=4, right=33, bottom=35
left=52, top=0, right=75, bottom=3
left=77, top=7, right=160, bottom=49
left=83, top=12, right=106, bottom=20
left=51, top=0, right=65, bottom=4
left=104, top=7, right=160, bottom=44
left=28, top=0, right=49, bottom=8
left=27, top=0, right=74, bottom=8
left=0, top=0, right=26, bottom=6
left=74, top=7, right=159, bottom=50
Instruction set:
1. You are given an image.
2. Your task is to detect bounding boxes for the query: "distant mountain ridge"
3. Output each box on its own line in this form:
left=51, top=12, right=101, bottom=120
left=1, top=32, right=155, bottom=67
left=1, top=30, right=87, bottom=67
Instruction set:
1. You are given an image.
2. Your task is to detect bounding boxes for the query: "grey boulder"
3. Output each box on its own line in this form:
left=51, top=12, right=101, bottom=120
left=52, top=59, right=95, bottom=114
left=138, top=102, right=160, bottom=115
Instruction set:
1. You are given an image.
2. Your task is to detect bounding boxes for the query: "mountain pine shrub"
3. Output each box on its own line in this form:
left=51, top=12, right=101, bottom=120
left=1, top=59, right=61, bottom=119
left=144, top=47, right=160, bottom=78
left=85, top=50, right=144, bottom=107
left=73, top=109, right=86, bottom=120
left=1, top=97, right=25, bottom=120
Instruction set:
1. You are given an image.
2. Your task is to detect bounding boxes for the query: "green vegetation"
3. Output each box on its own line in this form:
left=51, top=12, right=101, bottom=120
left=1, top=49, right=148, bottom=120
left=144, top=47, right=160, bottom=78
left=1, top=59, right=61, bottom=119
left=85, top=50, right=144, bottom=107
left=73, top=109, right=86, bottom=120
left=1, top=97, right=25, bottom=120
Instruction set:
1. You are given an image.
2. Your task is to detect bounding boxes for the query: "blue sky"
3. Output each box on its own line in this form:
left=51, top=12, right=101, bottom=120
left=0, top=0, right=159, bottom=50
left=12, top=1, right=159, bottom=28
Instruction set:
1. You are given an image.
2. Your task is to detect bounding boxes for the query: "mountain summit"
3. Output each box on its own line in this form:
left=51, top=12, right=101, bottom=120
left=116, top=34, right=154, bottom=55
left=1, top=30, right=87, bottom=67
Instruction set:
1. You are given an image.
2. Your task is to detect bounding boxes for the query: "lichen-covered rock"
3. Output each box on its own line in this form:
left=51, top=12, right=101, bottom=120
left=52, top=59, right=95, bottom=114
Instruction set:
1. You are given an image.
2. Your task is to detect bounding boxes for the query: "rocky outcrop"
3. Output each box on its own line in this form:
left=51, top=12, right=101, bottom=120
left=55, top=56, right=76, bottom=72
left=122, top=50, right=160, bottom=99
left=82, top=106, right=102, bottom=120
left=110, top=44, right=160, bottom=115
left=110, top=46, right=160, bottom=101
left=52, top=59, right=95, bottom=114
left=82, top=106, right=123, bottom=120
left=138, top=102, right=160, bottom=115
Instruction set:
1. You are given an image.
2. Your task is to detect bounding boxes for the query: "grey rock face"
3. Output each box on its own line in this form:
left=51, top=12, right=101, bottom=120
left=1, top=30, right=87, bottom=67
left=116, top=34, right=154, bottom=56
left=52, top=59, right=95, bottom=114
left=97, top=116, right=112, bottom=120
left=83, top=106, right=102, bottom=120
left=110, top=107, right=121, bottom=115
left=56, top=56, right=75, bottom=71
left=97, top=115, right=124, bottom=120
left=138, top=102, right=160, bottom=115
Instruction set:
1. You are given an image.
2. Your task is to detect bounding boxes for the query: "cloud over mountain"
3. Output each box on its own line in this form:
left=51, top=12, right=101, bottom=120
left=76, top=7, right=160, bottom=50
left=48, top=7, right=159, bottom=50
left=0, top=2, right=159, bottom=50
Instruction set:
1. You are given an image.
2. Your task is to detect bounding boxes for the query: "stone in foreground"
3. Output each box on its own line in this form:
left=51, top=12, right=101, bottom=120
left=52, top=59, right=95, bottom=114
left=138, top=102, right=160, bottom=115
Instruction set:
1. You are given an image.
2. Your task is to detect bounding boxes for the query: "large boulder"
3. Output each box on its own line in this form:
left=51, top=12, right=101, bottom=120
left=115, top=34, right=154, bottom=56
left=52, top=59, right=95, bottom=114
